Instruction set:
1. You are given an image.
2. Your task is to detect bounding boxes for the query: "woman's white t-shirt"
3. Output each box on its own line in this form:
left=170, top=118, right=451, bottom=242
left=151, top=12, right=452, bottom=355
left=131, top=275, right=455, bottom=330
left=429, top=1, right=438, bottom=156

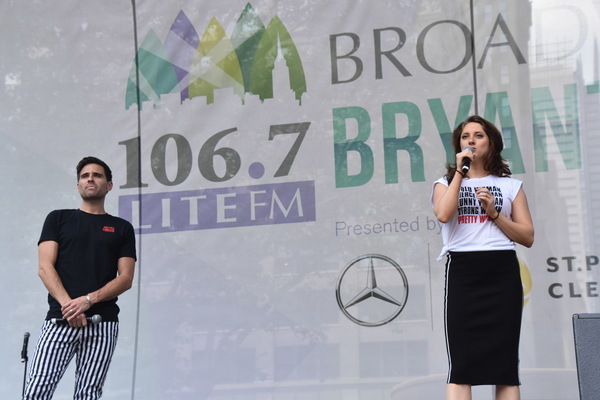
left=431, top=175, right=523, bottom=260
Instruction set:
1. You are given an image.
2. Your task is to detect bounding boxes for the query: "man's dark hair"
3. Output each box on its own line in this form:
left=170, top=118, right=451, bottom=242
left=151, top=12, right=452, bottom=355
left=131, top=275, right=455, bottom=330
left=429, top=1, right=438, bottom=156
left=76, top=156, right=112, bottom=182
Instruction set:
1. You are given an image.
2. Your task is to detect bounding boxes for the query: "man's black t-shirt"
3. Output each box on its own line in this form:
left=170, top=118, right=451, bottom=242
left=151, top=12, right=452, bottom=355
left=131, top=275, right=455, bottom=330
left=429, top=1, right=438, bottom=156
left=39, top=209, right=137, bottom=321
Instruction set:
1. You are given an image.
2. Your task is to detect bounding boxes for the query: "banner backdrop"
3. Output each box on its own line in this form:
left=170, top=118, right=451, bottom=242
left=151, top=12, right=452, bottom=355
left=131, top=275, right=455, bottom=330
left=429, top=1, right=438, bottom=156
left=2, top=0, right=599, bottom=399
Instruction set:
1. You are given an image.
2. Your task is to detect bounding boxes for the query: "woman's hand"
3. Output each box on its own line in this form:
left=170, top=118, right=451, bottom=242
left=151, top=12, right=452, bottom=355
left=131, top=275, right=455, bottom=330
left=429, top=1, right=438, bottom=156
left=475, top=187, right=497, bottom=218
left=456, top=147, right=474, bottom=173
left=476, top=186, right=534, bottom=247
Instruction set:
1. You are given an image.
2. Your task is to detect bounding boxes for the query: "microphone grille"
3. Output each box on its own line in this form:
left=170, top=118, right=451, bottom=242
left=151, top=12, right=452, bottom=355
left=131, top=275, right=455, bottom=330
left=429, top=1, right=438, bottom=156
left=91, top=314, right=103, bottom=324
left=463, top=146, right=474, bottom=152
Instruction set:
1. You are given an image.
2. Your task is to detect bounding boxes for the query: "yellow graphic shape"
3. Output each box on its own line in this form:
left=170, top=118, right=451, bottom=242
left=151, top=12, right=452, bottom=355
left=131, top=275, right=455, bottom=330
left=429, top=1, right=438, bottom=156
left=519, top=257, right=532, bottom=307
left=188, top=17, right=244, bottom=104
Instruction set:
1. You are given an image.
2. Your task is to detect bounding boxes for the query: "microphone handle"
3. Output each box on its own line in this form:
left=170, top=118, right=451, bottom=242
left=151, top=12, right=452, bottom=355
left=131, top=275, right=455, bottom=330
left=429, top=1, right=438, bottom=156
left=461, top=146, right=473, bottom=173
left=461, top=158, right=471, bottom=173
left=50, top=314, right=102, bottom=325
left=21, top=333, right=30, bottom=362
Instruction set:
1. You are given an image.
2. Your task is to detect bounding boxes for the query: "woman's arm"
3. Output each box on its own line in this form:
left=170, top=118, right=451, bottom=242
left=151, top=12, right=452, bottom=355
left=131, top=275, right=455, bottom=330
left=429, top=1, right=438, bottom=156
left=433, top=171, right=464, bottom=223
left=486, top=187, right=534, bottom=247
left=433, top=147, right=473, bottom=223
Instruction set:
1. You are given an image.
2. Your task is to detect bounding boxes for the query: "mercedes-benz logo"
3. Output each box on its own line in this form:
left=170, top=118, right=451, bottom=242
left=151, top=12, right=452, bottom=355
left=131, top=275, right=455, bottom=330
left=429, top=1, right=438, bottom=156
left=335, top=254, right=409, bottom=327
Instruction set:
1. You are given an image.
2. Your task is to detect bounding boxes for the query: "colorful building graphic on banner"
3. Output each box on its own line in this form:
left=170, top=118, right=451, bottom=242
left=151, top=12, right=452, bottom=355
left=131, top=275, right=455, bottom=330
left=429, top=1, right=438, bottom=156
left=125, top=3, right=307, bottom=109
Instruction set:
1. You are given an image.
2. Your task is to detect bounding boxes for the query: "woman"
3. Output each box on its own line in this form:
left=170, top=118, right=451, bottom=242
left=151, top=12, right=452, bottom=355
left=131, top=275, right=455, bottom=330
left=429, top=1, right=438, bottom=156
left=432, top=115, right=534, bottom=400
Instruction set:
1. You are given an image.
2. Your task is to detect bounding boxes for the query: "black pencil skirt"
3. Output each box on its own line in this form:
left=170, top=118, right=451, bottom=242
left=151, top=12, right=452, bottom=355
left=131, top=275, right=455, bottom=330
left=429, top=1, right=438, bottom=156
left=444, top=250, right=523, bottom=386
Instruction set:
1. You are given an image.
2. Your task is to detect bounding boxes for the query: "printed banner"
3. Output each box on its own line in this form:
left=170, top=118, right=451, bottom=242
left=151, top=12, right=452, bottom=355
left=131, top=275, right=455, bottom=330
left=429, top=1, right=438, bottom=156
left=2, top=1, right=599, bottom=399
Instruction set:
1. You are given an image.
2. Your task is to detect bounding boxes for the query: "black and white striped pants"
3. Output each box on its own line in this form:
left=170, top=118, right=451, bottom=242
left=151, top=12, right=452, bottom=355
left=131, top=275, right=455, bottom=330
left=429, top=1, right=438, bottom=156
left=23, top=320, right=119, bottom=400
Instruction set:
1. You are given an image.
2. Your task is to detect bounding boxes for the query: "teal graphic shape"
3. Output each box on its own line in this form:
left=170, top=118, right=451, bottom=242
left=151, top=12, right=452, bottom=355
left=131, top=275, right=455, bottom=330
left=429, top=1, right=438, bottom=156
left=126, top=30, right=179, bottom=110
left=232, top=3, right=266, bottom=93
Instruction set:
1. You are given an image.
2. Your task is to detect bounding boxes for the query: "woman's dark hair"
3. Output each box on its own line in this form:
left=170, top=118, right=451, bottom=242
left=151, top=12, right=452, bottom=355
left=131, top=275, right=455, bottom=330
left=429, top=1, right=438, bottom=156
left=444, top=115, right=511, bottom=182
left=76, top=156, right=112, bottom=182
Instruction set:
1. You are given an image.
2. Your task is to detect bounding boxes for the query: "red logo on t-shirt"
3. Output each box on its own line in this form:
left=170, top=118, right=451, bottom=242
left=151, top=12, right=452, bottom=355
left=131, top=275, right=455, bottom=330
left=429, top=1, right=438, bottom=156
left=102, top=226, right=115, bottom=233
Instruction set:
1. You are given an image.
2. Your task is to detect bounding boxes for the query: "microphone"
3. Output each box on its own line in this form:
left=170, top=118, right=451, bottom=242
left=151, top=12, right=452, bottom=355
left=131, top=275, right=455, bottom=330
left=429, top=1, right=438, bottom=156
left=461, top=146, right=474, bottom=173
left=21, top=332, right=30, bottom=362
left=50, top=314, right=102, bottom=325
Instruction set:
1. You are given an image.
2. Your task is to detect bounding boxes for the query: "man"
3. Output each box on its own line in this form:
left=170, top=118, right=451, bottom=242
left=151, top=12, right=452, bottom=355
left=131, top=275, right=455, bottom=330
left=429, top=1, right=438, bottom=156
left=23, top=156, right=137, bottom=400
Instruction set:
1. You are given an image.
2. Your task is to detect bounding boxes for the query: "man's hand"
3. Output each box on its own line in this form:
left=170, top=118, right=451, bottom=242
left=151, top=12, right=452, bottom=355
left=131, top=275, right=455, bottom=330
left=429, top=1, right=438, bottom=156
left=61, top=296, right=92, bottom=327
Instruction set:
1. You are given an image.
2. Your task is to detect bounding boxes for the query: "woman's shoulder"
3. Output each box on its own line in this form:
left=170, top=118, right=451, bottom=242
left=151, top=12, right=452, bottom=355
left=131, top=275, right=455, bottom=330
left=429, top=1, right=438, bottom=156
left=489, top=175, right=523, bottom=194
left=433, top=175, right=450, bottom=187
left=489, top=174, right=521, bottom=183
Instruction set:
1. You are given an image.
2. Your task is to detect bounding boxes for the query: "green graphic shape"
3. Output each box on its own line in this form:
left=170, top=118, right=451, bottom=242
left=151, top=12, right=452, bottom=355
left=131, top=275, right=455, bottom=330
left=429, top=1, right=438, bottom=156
left=250, top=16, right=307, bottom=103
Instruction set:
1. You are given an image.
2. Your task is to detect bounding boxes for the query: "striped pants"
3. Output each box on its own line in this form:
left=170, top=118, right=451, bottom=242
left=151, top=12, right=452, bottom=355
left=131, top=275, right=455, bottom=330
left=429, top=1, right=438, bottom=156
left=23, top=320, right=119, bottom=400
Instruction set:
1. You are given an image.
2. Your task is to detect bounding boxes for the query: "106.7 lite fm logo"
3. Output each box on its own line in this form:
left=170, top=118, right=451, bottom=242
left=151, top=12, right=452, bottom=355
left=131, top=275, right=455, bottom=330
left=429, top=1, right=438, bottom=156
left=125, top=3, right=306, bottom=109
left=119, top=4, right=314, bottom=234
